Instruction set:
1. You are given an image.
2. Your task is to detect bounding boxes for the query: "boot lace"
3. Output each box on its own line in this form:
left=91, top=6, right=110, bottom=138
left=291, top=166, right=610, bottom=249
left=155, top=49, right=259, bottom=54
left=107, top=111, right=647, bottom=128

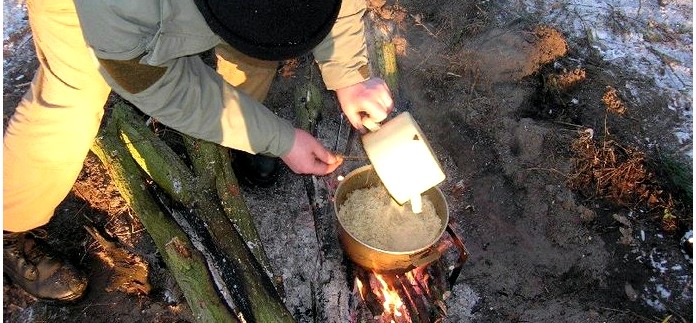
left=4, top=229, right=51, bottom=266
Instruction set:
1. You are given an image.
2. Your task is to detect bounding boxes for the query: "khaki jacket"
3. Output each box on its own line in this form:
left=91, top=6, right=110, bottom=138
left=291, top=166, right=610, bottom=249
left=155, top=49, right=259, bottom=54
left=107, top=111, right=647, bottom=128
left=74, top=0, right=370, bottom=156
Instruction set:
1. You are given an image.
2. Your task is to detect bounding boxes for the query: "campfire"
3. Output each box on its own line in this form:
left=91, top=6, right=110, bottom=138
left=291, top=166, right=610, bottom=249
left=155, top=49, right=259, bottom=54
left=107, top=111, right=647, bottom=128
left=348, top=225, right=469, bottom=323
left=330, top=165, right=470, bottom=323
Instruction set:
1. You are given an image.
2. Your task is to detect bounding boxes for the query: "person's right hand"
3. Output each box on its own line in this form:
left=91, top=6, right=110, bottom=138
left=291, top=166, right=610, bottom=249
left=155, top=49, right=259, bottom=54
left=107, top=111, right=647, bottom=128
left=335, top=77, right=394, bottom=133
left=281, top=129, right=343, bottom=175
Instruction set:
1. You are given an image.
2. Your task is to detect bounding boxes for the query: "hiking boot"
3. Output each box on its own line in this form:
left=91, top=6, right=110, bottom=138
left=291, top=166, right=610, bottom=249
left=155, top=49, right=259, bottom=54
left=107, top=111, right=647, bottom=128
left=232, top=151, right=280, bottom=187
left=3, top=231, right=88, bottom=302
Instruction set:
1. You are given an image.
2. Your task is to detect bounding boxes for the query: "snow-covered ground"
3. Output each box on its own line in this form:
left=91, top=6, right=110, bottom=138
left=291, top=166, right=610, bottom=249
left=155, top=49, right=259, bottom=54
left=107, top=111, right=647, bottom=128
left=2, top=0, right=25, bottom=41
left=520, top=2, right=694, bottom=312
left=517, top=0, right=693, bottom=157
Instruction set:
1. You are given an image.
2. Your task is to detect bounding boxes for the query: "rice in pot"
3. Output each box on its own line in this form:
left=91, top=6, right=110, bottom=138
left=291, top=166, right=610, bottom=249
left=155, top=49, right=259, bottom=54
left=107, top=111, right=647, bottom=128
left=338, top=185, right=442, bottom=252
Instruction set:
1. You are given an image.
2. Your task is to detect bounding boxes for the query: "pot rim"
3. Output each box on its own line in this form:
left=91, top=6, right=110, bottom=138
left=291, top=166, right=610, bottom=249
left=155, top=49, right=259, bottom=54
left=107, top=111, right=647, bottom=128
left=334, top=165, right=449, bottom=255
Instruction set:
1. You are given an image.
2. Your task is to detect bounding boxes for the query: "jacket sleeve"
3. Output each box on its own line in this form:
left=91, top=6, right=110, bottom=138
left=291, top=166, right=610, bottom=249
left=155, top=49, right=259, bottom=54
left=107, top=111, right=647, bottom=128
left=99, top=55, right=295, bottom=157
left=313, top=0, right=371, bottom=90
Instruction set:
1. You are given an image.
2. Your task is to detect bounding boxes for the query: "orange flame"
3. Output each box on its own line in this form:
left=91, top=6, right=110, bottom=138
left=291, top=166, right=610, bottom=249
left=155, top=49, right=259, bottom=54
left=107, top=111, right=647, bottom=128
left=405, top=271, right=417, bottom=285
left=356, top=277, right=366, bottom=301
left=374, top=274, right=404, bottom=317
left=406, top=270, right=431, bottom=295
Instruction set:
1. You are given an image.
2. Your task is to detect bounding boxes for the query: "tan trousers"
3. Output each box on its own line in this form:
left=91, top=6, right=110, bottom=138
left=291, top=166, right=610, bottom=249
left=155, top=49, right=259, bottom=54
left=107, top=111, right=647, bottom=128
left=3, top=0, right=277, bottom=232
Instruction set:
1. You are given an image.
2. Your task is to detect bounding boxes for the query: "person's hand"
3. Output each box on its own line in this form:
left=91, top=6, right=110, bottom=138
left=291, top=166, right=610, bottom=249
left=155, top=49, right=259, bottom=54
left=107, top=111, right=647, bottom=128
left=281, top=129, right=344, bottom=175
left=335, top=77, right=394, bottom=132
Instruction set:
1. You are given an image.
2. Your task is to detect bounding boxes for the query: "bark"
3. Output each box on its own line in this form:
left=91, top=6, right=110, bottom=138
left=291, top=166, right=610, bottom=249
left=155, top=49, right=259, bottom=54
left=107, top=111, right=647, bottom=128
left=294, top=82, right=323, bottom=134
left=367, top=8, right=400, bottom=97
left=92, top=115, right=237, bottom=323
left=182, top=136, right=279, bottom=290
left=112, top=107, right=199, bottom=206
left=108, top=102, right=294, bottom=323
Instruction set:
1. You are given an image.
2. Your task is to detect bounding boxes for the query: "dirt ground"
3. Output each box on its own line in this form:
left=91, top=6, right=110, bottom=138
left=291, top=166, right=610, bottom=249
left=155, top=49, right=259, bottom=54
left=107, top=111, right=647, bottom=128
left=3, top=0, right=693, bottom=322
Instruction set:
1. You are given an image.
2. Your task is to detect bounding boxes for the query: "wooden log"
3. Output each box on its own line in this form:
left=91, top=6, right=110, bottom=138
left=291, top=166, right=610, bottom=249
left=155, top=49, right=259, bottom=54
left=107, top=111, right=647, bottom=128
left=375, top=41, right=399, bottom=97
left=294, top=77, right=351, bottom=321
left=182, top=137, right=277, bottom=285
left=355, top=268, right=384, bottom=317
left=113, top=106, right=199, bottom=206
left=92, top=115, right=237, bottom=323
left=111, top=103, right=294, bottom=323
left=366, top=6, right=400, bottom=97
left=398, top=275, right=429, bottom=323
left=294, top=82, right=323, bottom=134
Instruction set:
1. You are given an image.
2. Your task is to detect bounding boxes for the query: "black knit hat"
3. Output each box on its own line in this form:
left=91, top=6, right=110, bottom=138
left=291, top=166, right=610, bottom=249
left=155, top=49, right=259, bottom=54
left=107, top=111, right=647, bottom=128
left=194, top=0, right=342, bottom=61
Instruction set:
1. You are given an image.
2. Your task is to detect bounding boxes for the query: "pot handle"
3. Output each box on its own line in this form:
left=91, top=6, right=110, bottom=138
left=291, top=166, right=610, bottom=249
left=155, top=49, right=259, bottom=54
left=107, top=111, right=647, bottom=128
left=408, top=223, right=470, bottom=284
left=409, top=247, right=441, bottom=268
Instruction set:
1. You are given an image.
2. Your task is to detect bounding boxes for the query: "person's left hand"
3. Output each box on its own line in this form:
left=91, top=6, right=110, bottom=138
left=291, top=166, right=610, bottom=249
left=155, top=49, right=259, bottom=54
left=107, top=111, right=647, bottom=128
left=335, top=77, right=394, bottom=133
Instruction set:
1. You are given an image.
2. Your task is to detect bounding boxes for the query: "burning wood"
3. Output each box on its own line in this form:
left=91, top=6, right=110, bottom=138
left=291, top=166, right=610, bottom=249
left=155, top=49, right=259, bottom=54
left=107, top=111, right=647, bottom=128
left=399, top=272, right=430, bottom=323
left=348, top=225, right=469, bottom=323
left=351, top=260, right=455, bottom=323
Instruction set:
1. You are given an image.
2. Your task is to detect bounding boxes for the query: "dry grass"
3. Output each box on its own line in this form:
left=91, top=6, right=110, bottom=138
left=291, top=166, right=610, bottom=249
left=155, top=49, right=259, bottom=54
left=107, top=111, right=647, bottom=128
left=546, top=68, right=586, bottom=91
left=602, top=86, right=628, bottom=115
left=278, top=59, right=300, bottom=79
left=568, top=127, right=682, bottom=233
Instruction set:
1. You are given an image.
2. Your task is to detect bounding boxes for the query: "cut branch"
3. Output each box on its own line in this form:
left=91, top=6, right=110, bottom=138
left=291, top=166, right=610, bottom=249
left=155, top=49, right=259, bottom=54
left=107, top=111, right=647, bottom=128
left=183, top=136, right=280, bottom=291
left=92, top=115, right=236, bottom=322
left=109, top=102, right=294, bottom=323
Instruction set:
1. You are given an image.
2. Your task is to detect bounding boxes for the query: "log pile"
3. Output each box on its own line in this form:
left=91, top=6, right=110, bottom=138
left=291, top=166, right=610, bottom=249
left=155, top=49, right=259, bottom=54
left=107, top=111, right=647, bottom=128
left=92, top=102, right=292, bottom=322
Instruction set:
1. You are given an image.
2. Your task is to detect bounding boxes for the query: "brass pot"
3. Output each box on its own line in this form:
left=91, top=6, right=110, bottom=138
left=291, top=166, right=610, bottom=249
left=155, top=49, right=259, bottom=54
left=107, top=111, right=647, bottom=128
left=333, top=165, right=449, bottom=273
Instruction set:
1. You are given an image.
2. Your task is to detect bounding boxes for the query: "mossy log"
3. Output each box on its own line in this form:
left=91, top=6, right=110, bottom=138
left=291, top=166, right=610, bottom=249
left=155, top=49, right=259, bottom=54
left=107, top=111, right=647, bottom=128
left=375, top=40, right=399, bottom=96
left=294, top=82, right=323, bottom=134
left=182, top=136, right=278, bottom=288
left=366, top=6, right=400, bottom=97
left=92, top=115, right=236, bottom=323
left=107, top=102, right=294, bottom=323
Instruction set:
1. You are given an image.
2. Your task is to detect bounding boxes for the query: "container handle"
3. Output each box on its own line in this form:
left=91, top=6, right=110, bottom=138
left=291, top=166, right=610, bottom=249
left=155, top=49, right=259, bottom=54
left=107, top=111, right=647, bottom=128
left=362, top=118, right=381, bottom=132
left=408, top=223, right=470, bottom=277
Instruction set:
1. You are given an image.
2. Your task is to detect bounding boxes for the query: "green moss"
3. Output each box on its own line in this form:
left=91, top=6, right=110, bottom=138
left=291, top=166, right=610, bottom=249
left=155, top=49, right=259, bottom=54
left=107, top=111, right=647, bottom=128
left=653, top=152, right=693, bottom=205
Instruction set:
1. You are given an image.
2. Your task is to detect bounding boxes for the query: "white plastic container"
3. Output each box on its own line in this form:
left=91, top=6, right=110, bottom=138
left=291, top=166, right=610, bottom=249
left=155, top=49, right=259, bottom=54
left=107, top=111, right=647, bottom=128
left=361, top=112, right=446, bottom=207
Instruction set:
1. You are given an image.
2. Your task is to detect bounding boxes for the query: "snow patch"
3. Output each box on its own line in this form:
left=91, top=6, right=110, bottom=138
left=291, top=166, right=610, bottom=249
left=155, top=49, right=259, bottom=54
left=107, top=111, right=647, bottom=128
left=3, top=0, right=26, bottom=42
left=649, top=248, right=669, bottom=274
left=519, top=0, right=693, bottom=158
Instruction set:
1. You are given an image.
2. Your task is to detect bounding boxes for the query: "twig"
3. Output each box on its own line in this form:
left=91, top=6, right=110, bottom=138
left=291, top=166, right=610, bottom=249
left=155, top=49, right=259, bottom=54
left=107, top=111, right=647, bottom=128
left=339, top=155, right=368, bottom=161
left=410, top=14, right=436, bottom=38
